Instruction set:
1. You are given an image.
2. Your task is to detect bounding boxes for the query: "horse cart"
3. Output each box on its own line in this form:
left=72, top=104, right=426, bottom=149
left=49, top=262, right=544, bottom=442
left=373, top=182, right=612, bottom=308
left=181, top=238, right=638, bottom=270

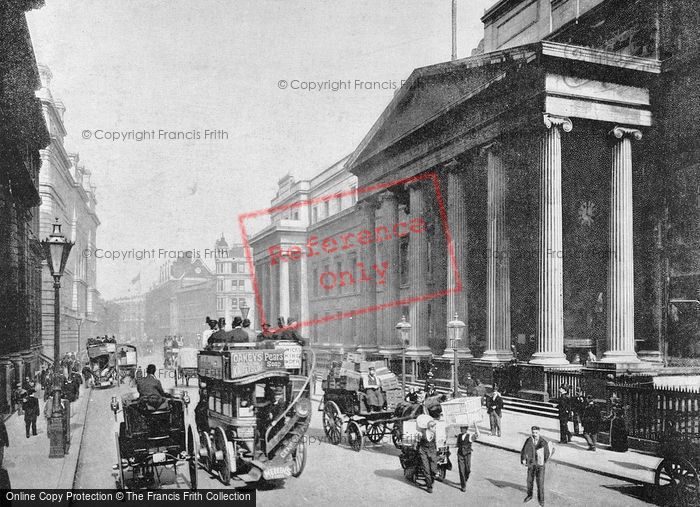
left=86, top=338, right=117, bottom=388
left=111, top=391, right=198, bottom=490
left=116, top=344, right=138, bottom=384
left=195, top=340, right=314, bottom=487
left=164, top=337, right=179, bottom=370
left=175, top=347, right=198, bottom=387
left=654, top=431, right=700, bottom=502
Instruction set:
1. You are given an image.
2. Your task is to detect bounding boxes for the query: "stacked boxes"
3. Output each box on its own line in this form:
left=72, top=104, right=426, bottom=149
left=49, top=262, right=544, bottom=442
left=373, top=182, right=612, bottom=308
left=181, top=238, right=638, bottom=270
left=441, top=396, right=483, bottom=427
left=384, top=388, right=404, bottom=410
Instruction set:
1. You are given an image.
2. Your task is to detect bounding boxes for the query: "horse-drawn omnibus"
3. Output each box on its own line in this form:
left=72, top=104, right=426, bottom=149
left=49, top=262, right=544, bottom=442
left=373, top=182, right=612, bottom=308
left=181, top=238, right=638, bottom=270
left=195, top=340, right=314, bottom=487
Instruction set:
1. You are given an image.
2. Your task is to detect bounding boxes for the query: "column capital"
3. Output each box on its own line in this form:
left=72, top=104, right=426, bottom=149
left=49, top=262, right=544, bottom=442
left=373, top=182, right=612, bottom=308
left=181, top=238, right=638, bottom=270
left=543, top=114, right=573, bottom=132
left=479, top=140, right=503, bottom=157
left=404, top=179, right=425, bottom=192
left=610, top=126, right=642, bottom=141
left=357, top=196, right=380, bottom=212
left=378, top=190, right=398, bottom=205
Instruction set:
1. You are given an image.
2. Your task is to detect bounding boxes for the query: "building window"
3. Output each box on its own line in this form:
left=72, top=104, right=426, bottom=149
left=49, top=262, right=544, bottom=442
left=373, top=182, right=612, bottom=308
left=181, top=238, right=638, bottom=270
left=217, top=298, right=224, bottom=310
left=239, top=298, right=246, bottom=308
left=217, top=279, right=224, bottom=291
left=336, top=195, right=342, bottom=213
left=292, top=210, right=299, bottom=220
left=400, top=236, right=409, bottom=286
left=231, top=298, right=238, bottom=308
left=231, top=280, right=237, bottom=291
left=324, top=200, right=329, bottom=219
left=238, top=262, right=246, bottom=273
left=231, top=263, right=238, bottom=274
left=312, top=206, right=318, bottom=224
left=216, top=263, right=223, bottom=274
left=350, top=186, right=357, bottom=205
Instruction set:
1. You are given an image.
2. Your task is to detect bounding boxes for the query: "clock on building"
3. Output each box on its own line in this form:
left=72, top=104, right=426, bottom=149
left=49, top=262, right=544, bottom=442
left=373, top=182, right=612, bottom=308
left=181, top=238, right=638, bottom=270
left=578, top=201, right=596, bottom=226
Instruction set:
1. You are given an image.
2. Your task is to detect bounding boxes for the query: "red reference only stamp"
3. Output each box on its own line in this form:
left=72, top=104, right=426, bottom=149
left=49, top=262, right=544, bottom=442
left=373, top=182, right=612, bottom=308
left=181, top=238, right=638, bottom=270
left=238, top=171, right=460, bottom=333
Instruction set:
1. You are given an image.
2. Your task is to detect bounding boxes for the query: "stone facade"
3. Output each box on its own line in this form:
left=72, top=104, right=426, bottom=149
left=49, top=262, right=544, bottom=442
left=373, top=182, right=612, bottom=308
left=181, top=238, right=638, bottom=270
left=36, top=65, right=101, bottom=358
left=0, top=0, right=51, bottom=413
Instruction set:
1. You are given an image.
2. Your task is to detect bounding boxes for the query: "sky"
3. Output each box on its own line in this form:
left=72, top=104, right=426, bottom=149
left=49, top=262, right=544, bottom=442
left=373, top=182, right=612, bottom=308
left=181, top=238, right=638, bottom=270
left=26, top=0, right=493, bottom=299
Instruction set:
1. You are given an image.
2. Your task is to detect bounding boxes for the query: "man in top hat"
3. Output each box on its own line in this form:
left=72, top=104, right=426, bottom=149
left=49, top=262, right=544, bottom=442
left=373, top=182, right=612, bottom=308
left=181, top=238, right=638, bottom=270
left=487, top=385, right=504, bottom=437
left=228, top=317, right=248, bottom=344
left=557, top=385, right=572, bottom=444
left=202, top=317, right=217, bottom=349
left=242, top=319, right=257, bottom=342
left=22, top=389, right=39, bottom=438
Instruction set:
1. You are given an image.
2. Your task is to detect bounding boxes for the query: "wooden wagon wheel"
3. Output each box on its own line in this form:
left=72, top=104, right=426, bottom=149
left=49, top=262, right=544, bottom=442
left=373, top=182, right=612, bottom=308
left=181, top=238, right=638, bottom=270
left=290, top=438, right=307, bottom=478
left=114, top=432, right=125, bottom=490
left=213, top=427, right=232, bottom=485
left=655, top=457, right=700, bottom=497
left=366, top=422, right=386, bottom=444
left=199, top=431, right=213, bottom=473
left=187, top=425, right=199, bottom=490
left=323, top=401, right=343, bottom=445
left=347, top=420, right=363, bottom=452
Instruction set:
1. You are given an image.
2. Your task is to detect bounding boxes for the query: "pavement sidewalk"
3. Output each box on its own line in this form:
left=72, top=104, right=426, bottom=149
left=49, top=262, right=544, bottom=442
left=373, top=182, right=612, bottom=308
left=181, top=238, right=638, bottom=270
left=2, top=384, right=91, bottom=489
left=311, top=387, right=661, bottom=485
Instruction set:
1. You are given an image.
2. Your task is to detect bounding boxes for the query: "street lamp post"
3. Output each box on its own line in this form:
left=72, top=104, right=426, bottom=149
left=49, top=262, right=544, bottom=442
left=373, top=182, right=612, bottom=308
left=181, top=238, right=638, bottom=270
left=447, top=312, right=466, bottom=398
left=41, top=219, right=74, bottom=459
left=240, top=300, right=250, bottom=321
left=76, top=314, right=85, bottom=355
left=395, top=316, right=411, bottom=398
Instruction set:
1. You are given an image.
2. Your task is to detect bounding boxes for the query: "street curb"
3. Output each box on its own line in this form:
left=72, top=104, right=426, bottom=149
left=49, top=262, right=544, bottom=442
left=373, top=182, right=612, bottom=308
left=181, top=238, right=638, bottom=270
left=56, top=387, right=91, bottom=489
left=473, top=438, right=653, bottom=486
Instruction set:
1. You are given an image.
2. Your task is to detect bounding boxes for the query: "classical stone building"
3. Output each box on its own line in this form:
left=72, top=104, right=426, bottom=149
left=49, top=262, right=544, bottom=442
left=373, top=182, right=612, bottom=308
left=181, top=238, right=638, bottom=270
left=252, top=0, right=700, bottom=389
left=0, top=0, right=51, bottom=413
left=36, top=65, right=101, bottom=357
left=110, top=294, right=145, bottom=343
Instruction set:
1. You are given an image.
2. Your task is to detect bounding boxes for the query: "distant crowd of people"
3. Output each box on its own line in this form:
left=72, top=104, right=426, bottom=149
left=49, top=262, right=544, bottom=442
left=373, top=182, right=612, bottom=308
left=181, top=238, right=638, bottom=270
left=202, top=315, right=305, bottom=349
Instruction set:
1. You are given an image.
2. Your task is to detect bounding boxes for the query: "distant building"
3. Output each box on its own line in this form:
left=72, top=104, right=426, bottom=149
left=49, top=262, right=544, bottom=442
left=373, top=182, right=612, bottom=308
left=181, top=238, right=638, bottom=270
left=0, top=0, right=51, bottom=413
left=144, top=257, right=215, bottom=347
left=213, top=235, right=257, bottom=329
left=110, top=294, right=145, bottom=344
left=36, top=64, right=101, bottom=357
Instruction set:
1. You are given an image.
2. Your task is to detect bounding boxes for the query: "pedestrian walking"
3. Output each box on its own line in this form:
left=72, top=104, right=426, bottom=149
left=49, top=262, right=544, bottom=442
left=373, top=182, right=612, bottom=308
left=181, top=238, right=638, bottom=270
left=22, top=390, right=39, bottom=438
left=486, top=385, right=504, bottom=437
left=582, top=395, right=600, bottom=451
left=571, top=387, right=585, bottom=436
left=556, top=385, right=572, bottom=443
left=608, top=398, right=629, bottom=452
left=521, top=425, right=555, bottom=506
left=416, top=419, right=439, bottom=493
left=455, top=423, right=480, bottom=492
left=0, top=417, right=8, bottom=467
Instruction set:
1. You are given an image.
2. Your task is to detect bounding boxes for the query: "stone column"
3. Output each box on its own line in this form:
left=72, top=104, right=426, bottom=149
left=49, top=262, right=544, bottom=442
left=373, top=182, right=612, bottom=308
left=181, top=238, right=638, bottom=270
left=407, top=181, right=432, bottom=357
left=357, top=200, right=378, bottom=353
left=482, top=143, right=514, bottom=362
left=531, top=114, right=571, bottom=366
left=0, top=359, right=11, bottom=413
left=601, top=127, right=642, bottom=363
left=269, top=261, right=278, bottom=326
left=279, top=255, right=290, bottom=324
left=378, top=191, right=402, bottom=355
left=443, top=164, right=472, bottom=358
left=299, top=256, right=309, bottom=325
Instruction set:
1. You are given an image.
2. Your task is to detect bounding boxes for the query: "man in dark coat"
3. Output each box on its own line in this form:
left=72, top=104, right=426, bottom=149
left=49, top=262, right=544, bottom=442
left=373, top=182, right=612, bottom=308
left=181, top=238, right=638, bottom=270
left=556, top=386, right=572, bottom=443
left=571, top=387, right=585, bottom=435
left=486, top=386, right=504, bottom=437
left=229, top=317, right=248, bottom=343
left=582, top=395, right=600, bottom=451
left=521, top=425, right=553, bottom=506
left=455, top=423, right=480, bottom=492
left=0, top=417, right=8, bottom=467
left=22, top=390, right=40, bottom=438
left=136, top=364, right=170, bottom=408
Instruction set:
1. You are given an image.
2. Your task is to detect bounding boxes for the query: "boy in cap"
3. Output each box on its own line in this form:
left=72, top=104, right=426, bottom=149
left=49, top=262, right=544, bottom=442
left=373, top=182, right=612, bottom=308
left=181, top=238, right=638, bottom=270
left=455, top=422, right=480, bottom=491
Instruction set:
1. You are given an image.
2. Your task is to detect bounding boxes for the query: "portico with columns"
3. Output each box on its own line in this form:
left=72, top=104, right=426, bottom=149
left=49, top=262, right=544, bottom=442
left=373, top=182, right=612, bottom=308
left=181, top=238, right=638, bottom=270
left=345, top=41, right=661, bottom=387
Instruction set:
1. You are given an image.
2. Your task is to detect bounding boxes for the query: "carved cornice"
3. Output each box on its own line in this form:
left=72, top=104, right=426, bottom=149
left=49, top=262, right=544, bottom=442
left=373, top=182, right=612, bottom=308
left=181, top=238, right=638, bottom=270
left=610, top=126, right=642, bottom=141
left=543, top=114, right=573, bottom=133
